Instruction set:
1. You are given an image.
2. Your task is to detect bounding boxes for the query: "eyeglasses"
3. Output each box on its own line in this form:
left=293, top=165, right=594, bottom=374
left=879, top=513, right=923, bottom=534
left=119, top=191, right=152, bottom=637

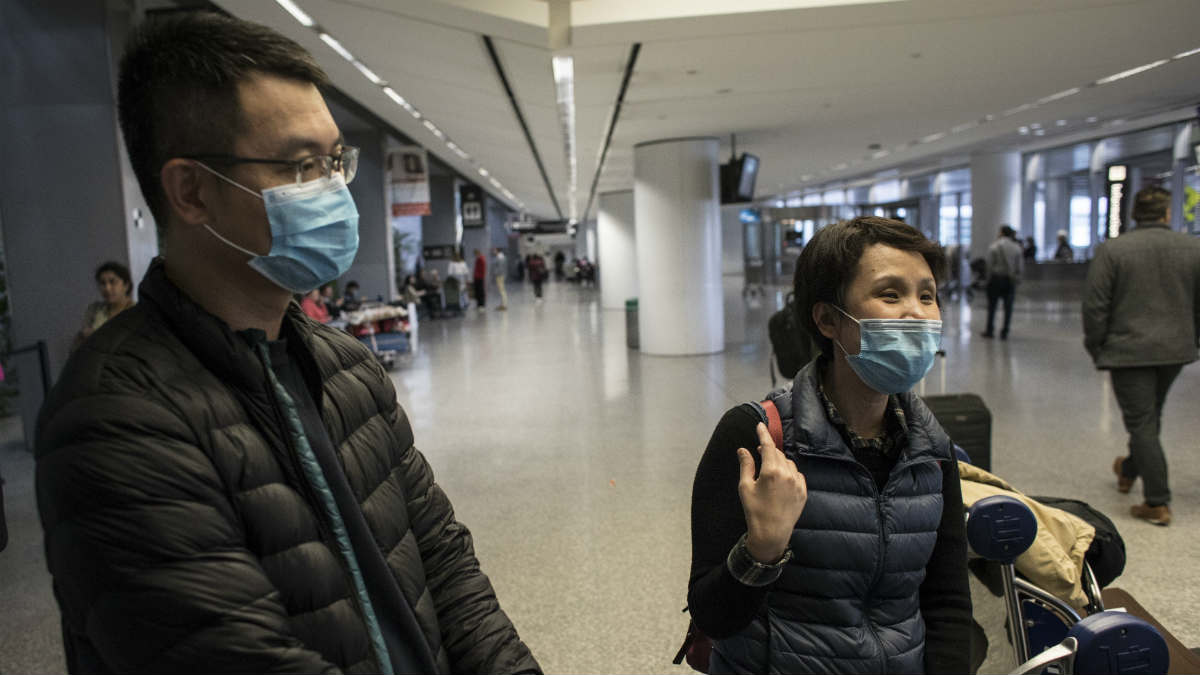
left=182, top=146, right=360, bottom=186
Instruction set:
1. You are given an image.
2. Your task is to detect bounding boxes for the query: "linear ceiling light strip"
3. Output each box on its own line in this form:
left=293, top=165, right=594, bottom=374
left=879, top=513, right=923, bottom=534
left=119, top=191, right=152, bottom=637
left=482, top=35, right=564, bottom=220
left=582, top=43, right=641, bottom=221
left=786, top=44, right=1200, bottom=197
left=270, top=0, right=525, bottom=211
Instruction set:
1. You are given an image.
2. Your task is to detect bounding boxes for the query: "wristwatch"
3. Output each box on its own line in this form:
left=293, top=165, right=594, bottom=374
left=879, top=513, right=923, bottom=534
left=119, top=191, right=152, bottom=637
left=727, top=533, right=793, bottom=587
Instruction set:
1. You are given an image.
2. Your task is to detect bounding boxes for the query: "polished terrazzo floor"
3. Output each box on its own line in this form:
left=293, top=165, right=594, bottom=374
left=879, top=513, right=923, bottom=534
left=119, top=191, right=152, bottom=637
left=1, top=276, right=1197, bottom=674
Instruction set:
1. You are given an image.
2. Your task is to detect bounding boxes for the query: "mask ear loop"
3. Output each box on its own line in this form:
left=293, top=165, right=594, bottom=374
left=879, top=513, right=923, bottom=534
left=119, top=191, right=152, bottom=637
left=829, top=305, right=860, bottom=358
left=191, top=161, right=267, bottom=259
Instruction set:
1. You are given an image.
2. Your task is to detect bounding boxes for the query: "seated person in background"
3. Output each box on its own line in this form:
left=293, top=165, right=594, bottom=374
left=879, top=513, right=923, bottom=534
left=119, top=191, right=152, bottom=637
left=342, top=279, right=363, bottom=311
left=688, top=216, right=971, bottom=674
left=1023, top=236, right=1037, bottom=260
left=320, top=282, right=343, bottom=319
left=300, top=288, right=330, bottom=322
left=401, top=274, right=425, bottom=306
left=1053, top=230, right=1074, bottom=261
left=421, top=269, right=443, bottom=316
left=73, top=261, right=136, bottom=351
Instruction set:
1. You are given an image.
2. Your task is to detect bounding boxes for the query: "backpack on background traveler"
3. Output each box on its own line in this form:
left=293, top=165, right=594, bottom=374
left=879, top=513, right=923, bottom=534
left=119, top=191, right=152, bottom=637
left=767, top=293, right=818, bottom=387
left=674, top=399, right=784, bottom=673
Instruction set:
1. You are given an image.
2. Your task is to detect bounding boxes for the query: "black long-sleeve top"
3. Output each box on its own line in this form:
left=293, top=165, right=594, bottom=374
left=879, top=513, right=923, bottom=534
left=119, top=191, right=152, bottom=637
left=687, top=404, right=972, bottom=674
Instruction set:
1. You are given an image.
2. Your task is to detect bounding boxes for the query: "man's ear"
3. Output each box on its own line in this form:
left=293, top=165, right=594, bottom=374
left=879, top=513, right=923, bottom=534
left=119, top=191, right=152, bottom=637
left=812, top=302, right=839, bottom=340
left=160, top=159, right=211, bottom=229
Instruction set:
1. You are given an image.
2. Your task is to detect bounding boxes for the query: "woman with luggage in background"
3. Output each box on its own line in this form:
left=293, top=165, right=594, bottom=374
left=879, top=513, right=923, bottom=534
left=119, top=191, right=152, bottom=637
left=687, top=216, right=972, bottom=674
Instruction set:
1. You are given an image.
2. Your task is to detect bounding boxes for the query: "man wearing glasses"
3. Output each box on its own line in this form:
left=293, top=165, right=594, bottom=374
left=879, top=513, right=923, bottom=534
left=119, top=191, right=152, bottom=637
left=35, top=12, right=539, bottom=675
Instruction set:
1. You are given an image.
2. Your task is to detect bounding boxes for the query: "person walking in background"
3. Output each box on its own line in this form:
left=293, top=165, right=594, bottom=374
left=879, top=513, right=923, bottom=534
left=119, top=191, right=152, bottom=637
left=982, top=225, right=1024, bottom=340
left=528, top=252, right=548, bottom=303
left=493, top=248, right=508, bottom=311
left=553, top=250, right=566, bottom=281
left=473, top=248, right=488, bottom=312
left=1084, top=186, right=1200, bottom=527
left=73, top=261, right=136, bottom=351
left=1054, top=230, right=1074, bottom=261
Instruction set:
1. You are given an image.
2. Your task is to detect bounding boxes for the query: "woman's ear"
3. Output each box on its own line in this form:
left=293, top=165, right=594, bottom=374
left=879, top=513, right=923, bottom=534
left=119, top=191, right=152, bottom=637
left=812, top=302, right=838, bottom=340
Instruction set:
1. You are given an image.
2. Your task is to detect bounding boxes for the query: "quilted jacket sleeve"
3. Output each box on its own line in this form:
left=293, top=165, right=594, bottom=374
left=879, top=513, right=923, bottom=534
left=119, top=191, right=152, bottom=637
left=386, top=404, right=541, bottom=675
left=1082, top=244, right=1115, bottom=364
left=36, top=392, right=338, bottom=674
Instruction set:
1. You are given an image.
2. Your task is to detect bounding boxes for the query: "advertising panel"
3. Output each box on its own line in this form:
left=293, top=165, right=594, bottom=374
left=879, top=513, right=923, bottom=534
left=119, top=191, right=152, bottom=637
left=388, top=147, right=431, bottom=216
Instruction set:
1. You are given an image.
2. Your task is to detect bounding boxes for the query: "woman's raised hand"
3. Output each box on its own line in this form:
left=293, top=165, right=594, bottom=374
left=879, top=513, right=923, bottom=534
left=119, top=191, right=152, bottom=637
left=737, top=422, right=808, bottom=563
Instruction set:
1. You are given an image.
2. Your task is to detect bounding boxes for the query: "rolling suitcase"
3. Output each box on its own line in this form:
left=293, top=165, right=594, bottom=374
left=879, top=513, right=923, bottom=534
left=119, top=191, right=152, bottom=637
left=923, top=393, right=992, bottom=471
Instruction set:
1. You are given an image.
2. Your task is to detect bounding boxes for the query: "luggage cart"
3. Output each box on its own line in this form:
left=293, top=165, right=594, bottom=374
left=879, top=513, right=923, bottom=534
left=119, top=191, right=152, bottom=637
left=966, top=495, right=1172, bottom=674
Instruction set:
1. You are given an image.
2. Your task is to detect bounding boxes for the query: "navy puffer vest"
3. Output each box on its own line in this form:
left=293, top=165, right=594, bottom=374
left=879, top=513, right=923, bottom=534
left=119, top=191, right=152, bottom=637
left=711, top=361, right=952, bottom=674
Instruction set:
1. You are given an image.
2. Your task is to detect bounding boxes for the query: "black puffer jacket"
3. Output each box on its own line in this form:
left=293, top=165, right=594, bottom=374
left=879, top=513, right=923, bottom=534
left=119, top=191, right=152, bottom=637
left=36, top=260, right=538, bottom=674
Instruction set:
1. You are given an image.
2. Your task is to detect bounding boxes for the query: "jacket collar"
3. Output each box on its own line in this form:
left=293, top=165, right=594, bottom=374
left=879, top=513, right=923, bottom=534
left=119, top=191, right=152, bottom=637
left=787, top=359, right=948, bottom=466
left=137, top=258, right=316, bottom=393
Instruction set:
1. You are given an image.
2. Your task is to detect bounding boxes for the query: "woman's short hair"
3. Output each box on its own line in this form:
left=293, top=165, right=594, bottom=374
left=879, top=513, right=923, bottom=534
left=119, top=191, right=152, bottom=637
left=94, top=261, right=133, bottom=296
left=794, top=217, right=945, bottom=356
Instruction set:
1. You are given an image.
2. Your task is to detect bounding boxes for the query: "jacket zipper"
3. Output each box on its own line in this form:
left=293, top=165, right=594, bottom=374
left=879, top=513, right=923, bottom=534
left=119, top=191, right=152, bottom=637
left=799, top=450, right=941, bottom=672
left=254, top=346, right=376, bottom=658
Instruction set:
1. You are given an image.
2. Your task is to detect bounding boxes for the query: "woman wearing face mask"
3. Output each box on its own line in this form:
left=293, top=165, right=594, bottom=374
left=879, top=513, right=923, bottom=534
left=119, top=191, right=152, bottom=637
left=73, top=261, right=136, bottom=351
left=688, top=217, right=971, bottom=674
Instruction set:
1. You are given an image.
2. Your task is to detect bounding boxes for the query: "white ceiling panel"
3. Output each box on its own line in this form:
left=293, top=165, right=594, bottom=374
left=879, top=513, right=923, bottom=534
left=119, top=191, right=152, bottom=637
left=218, top=0, right=1200, bottom=219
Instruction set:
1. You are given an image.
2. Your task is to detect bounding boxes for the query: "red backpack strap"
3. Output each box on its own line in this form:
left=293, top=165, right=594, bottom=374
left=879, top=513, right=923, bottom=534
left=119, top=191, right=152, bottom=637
left=760, top=399, right=784, bottom=449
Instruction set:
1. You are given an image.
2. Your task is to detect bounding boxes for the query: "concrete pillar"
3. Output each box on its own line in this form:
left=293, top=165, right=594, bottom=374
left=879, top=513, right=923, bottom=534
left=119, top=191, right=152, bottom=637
left=0, top=0, right=149, bottom=379
left=633, top=137, right=723, bottom=355
left=969, top=151, right=1022, bottom=259
left=343, top=129, right=393, bottom=301
left=597, top=190, right=636, bottom=310
left=421, top=175, right=460, bottom=279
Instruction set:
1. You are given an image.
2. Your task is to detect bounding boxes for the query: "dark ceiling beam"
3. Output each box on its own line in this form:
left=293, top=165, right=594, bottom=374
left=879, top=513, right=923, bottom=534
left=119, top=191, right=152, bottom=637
left=482, top=34, right=564, bottom=219
left=583, top=42, right=641, bottom=221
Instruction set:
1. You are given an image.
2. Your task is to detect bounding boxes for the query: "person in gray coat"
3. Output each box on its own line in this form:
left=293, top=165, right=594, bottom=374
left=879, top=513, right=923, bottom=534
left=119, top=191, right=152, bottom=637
left=1084, top=185, right=1200, bottom=526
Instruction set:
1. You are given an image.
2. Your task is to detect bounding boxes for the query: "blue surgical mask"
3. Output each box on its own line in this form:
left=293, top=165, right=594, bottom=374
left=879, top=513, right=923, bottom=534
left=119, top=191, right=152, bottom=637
left=196, top=163, right=359, bottom=293
left=833, top=306, right=942, bottom=394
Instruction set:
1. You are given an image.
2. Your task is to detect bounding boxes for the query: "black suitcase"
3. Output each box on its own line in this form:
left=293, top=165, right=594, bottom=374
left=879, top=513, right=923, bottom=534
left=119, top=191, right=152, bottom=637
left=922, top=393, right=991, bottom=471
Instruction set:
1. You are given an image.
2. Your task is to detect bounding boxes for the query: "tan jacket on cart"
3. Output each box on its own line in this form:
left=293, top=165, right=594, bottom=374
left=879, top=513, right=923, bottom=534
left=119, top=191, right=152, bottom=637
left=958, top=462, right=1095, bottom=611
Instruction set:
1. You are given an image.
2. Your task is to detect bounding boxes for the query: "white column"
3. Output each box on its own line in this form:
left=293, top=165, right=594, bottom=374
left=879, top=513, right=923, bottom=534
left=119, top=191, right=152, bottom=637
left=633, top=137, right=724, bottom=355
left=597, top=190, right=637, bottom=310
left=969, top=151, right=1022, bottom=259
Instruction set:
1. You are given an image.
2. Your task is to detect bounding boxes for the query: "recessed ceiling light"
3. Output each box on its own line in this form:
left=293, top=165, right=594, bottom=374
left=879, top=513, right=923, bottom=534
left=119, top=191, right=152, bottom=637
left=1033, top=129, right=1046, bottom=136
left=1172, top=46, right=1200, bottom=60
left=867, top=143, right=882, bottom=151
left=1086, top=116, right=1099, bottom=123
left=1055, top=119, right=1067, bottom=126
left=1018, top=126, right=1030, bottom=135
left=910, top=52, right=922, bottom=59
left=1094, top=59, right=1169, bottom=85
left=686, top=69, right=698, bottom=75
left=318, top=33, right=354, bottom=62
left=275, top=0, right=315, bottom=27
left=716, top=88, right=732, bottom=94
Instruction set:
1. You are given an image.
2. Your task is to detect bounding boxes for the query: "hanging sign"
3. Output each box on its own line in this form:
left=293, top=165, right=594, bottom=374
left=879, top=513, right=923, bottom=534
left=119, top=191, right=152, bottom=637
left=388, top=147, right=431, bottom=216
left=1106, top=165, right=1127, bottom=239
left=460, top=184, right=485, bottom=227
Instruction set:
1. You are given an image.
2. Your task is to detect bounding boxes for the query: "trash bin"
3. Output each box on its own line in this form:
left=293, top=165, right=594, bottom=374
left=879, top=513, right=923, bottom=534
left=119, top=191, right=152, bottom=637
left=625, top=298, right=639, bottom=350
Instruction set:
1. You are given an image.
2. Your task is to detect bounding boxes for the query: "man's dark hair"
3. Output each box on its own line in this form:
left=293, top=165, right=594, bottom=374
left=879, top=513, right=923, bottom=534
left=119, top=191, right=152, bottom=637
left=345, top=281, right=360, bottom=291
left=794, top=216, right=946, bottom=356
left=1132, top=185, right=1171, bottom=223
left=95, top=261, right=133, bottom=296
left=1000, top=225, right=1017, bottom=239
left=117, top=11, right=330, bottom=235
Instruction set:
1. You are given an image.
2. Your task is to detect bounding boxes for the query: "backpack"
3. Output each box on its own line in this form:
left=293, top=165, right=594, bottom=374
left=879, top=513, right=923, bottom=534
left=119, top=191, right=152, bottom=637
left=768, top=294, right=817, bottom=386
left=1030, top=496, right=1126, bottom=589
left=673, top=399, right=784, bottom=673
